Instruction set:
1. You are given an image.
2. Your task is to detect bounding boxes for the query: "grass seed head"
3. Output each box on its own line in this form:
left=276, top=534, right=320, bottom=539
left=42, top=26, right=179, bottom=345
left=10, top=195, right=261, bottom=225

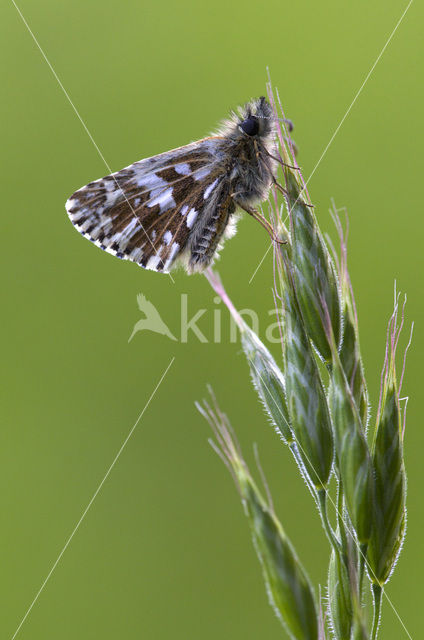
left=279, top=261, right=334, bottom=490
left=241, top=325, right=293, bottom=443
left=368, top=383, right=406, bottom=585
left=327, top=548, right=354, bottom=639
left=202, top=396, right=319, bottom=640
left=368, top=297, right=408, bottom=585
left=328, top=347, right=373, bottom=544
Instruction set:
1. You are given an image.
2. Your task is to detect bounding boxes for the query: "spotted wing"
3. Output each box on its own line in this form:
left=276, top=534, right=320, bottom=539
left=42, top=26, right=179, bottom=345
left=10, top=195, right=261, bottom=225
left=65, top=139, right=225, bottom=273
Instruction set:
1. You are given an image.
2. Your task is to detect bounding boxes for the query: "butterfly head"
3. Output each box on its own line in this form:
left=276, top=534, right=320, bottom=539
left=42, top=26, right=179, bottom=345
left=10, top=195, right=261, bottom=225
left=238, top=96, right=275, bottom=139
left=215, top=97, right=275, bottom=143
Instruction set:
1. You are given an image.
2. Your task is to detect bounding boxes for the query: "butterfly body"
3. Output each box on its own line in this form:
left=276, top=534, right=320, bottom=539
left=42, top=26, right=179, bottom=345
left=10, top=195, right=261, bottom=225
left=66, top=97, right=277, bottom=274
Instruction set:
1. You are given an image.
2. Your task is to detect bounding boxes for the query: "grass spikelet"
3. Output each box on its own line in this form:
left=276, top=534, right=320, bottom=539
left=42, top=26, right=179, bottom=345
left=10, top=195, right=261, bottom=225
left=327, top=547, right=354, bottom=639
left=278, top=258, right=334, bottom=490
left=368, top=294, right=408, bottom=588
left=330, top=206, right=369, bottom=427
left=327, top=342, right=373, bottom=545
left=199, top=393, right=319, bottom=640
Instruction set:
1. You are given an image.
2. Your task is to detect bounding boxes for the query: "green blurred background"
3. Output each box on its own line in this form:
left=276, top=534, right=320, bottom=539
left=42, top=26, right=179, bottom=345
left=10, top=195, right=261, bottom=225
left=1, top=1, right=422, bottom=638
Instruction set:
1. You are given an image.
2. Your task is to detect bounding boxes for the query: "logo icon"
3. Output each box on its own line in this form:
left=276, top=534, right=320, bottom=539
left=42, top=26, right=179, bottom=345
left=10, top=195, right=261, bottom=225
left=128, top=294, right=177, bottom=343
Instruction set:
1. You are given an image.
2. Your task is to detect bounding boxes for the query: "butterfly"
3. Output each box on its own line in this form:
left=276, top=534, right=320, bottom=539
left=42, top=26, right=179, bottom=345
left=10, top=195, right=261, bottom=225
left=66, top=96, right=279, bottom=274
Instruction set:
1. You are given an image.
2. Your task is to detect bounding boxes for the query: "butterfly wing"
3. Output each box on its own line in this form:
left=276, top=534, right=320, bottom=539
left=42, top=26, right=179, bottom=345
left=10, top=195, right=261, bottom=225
left=65, top=138, right=228, bottom=273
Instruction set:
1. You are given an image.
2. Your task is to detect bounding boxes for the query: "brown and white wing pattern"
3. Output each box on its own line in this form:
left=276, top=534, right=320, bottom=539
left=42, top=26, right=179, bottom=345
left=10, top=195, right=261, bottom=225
left=65, top=139, right=231, bottom=273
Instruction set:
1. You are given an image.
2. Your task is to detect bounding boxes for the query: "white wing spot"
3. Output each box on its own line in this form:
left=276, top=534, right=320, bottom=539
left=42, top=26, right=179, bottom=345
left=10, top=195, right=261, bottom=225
left=146, top=255, right=162, bottom=270
left=187, top=208, right=198, bottom=229
left=66, top=198, right=76, bottom=214
left=193, top=167, right=211, bottom=181
left=203, top=179, right=218, bottom=200
left=129, top=247, right=143, bottom=262
left=124, top=219, right=137, bottom=234
left=117, top=219, right=138, bottom=250
left=147, top=187, right=176, bottom=213
left=163, top=230, right=173, bottom=245
left=137, top=174, right=166, bottom=189
left=164, top=242, right=180, bottom=271
left=146, top=246, right=164, bottom=270
left=174, top=163, right=191, bottom=176
left=180, top=205, right=189, bottom=216
left=80, top=219, right=93, bottom=232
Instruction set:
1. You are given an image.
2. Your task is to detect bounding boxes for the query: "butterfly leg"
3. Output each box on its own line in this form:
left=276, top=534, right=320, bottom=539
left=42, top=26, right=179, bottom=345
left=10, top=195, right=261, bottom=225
left=254, top=140, right=299, bottom=172
left=237, top=202, right=287, bottom=245
left=262, top=147, right=301, bottom=171
left=273, top=180, right=315, bottom=208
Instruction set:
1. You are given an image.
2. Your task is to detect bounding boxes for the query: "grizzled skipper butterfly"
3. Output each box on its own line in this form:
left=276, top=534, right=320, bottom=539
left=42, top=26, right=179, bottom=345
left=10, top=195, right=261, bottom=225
left=66, top=97, right=281, bottom=274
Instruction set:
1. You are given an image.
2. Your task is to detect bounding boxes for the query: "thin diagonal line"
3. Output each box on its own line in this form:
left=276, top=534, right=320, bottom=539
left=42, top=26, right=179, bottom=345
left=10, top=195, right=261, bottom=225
left=11, top=0, right=175, bottom=283
left=306, top=0, right=413, bottom=186
left=248, top=0, right=413, bottom=285
left=10, top=356, right=175, bottom=640
left=248, top=356, right=412, bottom=639
left=249, top=248, right=269, bottom=284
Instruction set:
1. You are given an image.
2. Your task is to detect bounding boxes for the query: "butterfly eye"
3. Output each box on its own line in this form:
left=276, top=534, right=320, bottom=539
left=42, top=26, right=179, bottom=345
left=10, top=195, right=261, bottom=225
left=240, top=116, right=259, bottom=136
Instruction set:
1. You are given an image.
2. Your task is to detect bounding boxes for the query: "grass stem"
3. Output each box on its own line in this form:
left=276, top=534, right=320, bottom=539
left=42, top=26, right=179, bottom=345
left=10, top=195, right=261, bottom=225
left=371, top=583, right=383, bottom=640
left=317, top=489, right=341, bottom=555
